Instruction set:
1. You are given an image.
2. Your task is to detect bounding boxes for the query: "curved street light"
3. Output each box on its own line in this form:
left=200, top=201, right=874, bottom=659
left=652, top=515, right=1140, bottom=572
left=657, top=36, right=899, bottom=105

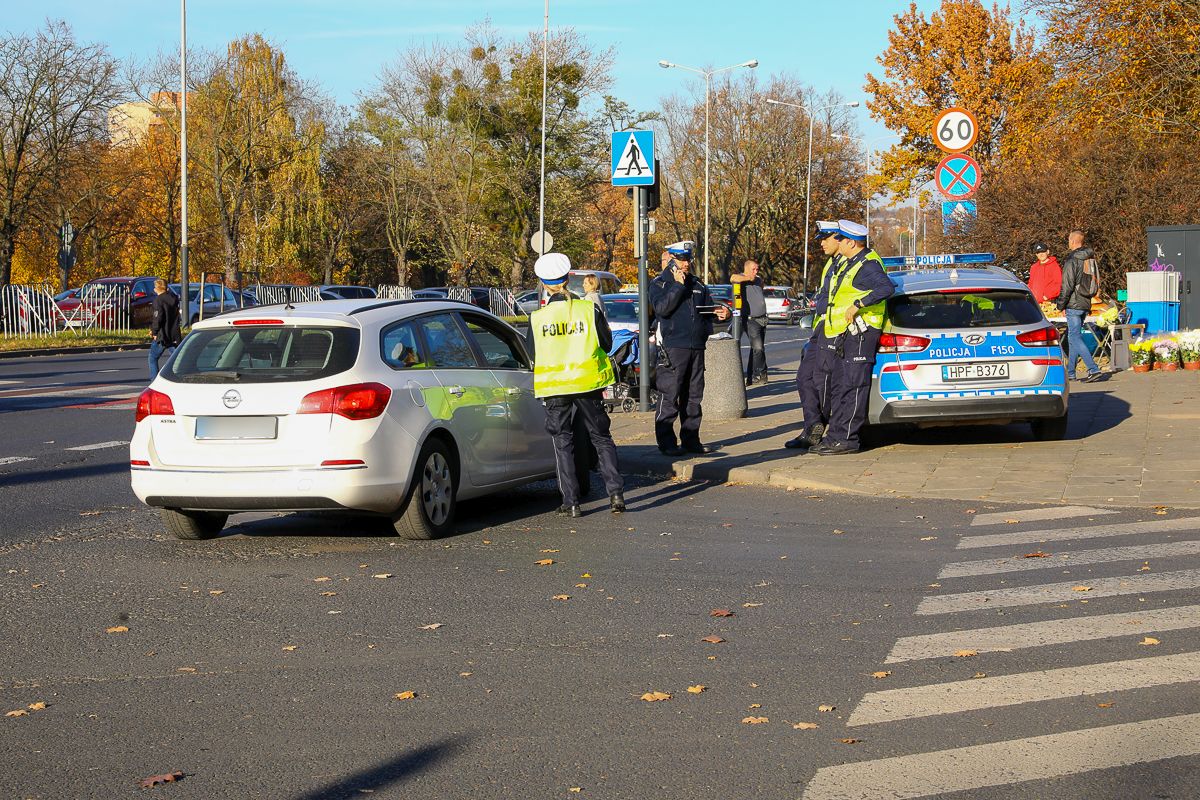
left=660, top=58, right=759, bottom=283
left=765, top=97, right=859, bottom=290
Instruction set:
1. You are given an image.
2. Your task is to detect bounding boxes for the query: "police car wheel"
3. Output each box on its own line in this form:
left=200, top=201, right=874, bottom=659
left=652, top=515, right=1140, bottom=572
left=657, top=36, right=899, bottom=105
left=161, top=508, right=228, bottom=540
left=394, top=438, right=457, bottom=540
left=1031, top=415, right=1068, bottom=442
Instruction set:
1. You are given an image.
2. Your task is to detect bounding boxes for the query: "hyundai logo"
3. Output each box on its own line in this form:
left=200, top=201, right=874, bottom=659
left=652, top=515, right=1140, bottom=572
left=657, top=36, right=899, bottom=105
left=222, top=389, right=242, bottom=409
left=963, top=333, right=986, bottom=346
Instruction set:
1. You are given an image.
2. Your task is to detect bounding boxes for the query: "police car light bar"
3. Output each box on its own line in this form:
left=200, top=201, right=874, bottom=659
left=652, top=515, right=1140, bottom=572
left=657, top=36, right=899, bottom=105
left=881, top=253, right=995, bottom=270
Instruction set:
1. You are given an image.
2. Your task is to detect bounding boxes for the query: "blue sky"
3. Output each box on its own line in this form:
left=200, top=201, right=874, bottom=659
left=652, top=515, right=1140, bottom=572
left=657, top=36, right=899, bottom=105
left=11, top=0, right=945, bottom=140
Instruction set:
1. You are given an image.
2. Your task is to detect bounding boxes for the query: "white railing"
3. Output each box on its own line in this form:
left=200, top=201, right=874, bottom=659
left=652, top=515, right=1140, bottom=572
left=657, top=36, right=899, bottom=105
left=252, top=284, right=322, bottom=306
left=489, top=288, right=520, bottom=317
left=1, top=284, right=63, bottom=338
left=376, top=284, right=415, bottom=300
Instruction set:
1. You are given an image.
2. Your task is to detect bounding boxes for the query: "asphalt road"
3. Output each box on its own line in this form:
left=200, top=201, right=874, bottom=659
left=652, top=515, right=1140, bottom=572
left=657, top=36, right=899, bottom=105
left=1, top=334, right=1198, bottom=799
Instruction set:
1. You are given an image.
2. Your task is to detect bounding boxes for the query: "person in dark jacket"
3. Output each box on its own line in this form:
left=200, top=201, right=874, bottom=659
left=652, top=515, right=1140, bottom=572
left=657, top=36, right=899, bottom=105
left=1056, top=229, right=1102, bottom=382
left=649, top=240, right=730, bottom=456
left=148, top=279, right=181, bottom=380
left=786, top=221, right=843, bottom=449
left=730, top=259, right=768, bottom=385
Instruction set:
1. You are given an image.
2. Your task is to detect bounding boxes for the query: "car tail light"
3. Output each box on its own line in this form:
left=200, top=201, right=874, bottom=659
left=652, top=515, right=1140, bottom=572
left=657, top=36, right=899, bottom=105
left=880, top=363, right=919, bottom=372
left=781, top=298, right=791, bottom=307
left=135, top=388, right=175, bottom=422
left=130, top=459, right=150, bottom=467
left=878, top=333, right=931, bottom=353
left=232, top=319, right=284, bottom=326
left=321, top=459, right=366, bottom=467
left=298, top=382, right=391, bottom=420
left=1030, top=358, right=1062, bottom=365
left=1017, top=326, right=1060, bottom=346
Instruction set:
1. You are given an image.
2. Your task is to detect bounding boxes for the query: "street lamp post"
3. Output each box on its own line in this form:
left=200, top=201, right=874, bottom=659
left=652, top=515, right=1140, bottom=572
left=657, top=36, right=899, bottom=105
left=659, top=58, right=758, bottom=284
left=833, top=132, right=900, bottom=249
left=180, top=0, right=189, bottom=324
left=765, top=98, right=859, bottom=291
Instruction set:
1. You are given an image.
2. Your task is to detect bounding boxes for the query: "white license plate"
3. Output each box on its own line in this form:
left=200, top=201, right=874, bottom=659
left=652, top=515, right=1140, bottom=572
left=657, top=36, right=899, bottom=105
left=194, top=416, right=278, bottom=440
left=942, top=362, right=1010, bottom=382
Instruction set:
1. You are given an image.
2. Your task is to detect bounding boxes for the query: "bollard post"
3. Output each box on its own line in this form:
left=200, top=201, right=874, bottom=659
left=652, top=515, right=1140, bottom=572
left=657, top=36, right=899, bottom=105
left=731, top=280, right=743, bottom=341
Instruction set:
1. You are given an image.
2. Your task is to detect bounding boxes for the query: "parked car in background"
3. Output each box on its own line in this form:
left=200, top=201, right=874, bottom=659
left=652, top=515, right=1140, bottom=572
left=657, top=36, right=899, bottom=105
left=318, top=285, right=377, bottom=300
left=131, top=298, right=559, bottom=541
left=2, top=285, right=60, bottom=334
left=171, top=283, right=253, bottom=324
left=58, top=276, right=161, bottom=329
left=516, top=289, right=541, bottom=316
left=601, top=293, right=642, bottom=337
left=53, top=288, right=79, bottom=304
left=764, top=285, right=803, bottom=325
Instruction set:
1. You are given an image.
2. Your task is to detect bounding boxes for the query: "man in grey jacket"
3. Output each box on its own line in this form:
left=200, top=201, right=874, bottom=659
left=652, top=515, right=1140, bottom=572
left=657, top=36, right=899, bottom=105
left=1056, top=229, right=1102, bottom=382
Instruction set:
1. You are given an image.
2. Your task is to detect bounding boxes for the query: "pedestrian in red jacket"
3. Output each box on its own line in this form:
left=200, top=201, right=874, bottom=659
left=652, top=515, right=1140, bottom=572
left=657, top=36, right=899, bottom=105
left=1028, top=243, right=1062, bottom=303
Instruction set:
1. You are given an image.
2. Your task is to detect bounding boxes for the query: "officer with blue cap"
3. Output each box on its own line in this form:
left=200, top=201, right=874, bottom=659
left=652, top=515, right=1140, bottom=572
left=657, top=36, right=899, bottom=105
left=807, top=219, right=894, bottom=455
left=785, top=221, right=845, bottom=449
left=649, top=240, right=730, bottom=456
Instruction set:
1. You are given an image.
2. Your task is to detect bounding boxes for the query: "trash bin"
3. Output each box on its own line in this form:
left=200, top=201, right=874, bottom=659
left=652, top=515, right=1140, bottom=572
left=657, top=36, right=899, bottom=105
left=1109, top=323, right=1146, bottom=370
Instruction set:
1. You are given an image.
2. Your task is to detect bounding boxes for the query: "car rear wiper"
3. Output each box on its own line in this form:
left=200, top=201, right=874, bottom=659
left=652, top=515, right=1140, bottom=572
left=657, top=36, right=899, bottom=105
left=179, top=370, right=242, bottom=383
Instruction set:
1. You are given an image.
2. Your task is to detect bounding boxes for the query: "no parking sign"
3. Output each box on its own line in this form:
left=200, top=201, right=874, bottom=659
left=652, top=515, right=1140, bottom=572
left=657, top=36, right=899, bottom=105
left=935, top=153, right=981, bottom=200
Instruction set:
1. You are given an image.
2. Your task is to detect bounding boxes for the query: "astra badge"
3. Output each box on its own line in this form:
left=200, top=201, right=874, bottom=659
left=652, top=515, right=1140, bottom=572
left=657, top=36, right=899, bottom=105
left=962, top=333, right=986, bottom=346
left=222, top=389, right=243, bottom=409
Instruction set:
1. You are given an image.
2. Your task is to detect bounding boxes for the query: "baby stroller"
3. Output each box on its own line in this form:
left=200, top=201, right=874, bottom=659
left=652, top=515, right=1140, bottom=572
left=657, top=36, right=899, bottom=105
left=603, top=328, right=655, bottom=412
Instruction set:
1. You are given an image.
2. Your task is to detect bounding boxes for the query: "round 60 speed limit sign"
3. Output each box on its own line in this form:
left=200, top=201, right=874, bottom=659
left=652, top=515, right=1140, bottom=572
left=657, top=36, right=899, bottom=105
left=932, top=107, right=978, bottom=153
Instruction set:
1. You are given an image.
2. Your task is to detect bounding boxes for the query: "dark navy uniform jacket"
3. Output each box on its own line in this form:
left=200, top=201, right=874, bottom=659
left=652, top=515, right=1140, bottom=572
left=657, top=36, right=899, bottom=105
left=649, top=268, right=715, bottom=350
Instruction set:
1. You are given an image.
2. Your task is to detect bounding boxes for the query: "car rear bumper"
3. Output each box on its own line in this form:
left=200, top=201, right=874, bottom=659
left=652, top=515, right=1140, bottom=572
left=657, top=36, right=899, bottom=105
left=874, top=393, right=1067, bottom=425
left=131, top=466, right=405, bottom=514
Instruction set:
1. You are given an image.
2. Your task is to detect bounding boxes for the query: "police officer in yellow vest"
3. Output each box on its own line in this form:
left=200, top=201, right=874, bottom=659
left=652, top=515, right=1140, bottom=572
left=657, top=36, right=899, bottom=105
left=786, top=220, right=844, bottom=450
left=525, top=253, right=626, bottom=517
left=808, top=219, right=895, bottom=456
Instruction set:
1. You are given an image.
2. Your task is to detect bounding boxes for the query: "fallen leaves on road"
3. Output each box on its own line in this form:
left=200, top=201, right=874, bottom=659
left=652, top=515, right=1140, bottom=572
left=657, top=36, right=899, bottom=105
left=687, top=685, right=706, bottom=694
left=535, top=559, right=555, bottom=566
left=640, top=691, right=671, bottom=702
left=394, top=691, right=417, bottom=700
left=575, top=583, right=588, bottom=588
left=742, top=602, right=763, bottom=608
left=313, top=577, right=331, bottom=582
left=208, top=590, right=225, bottom=595
left=540, top=549, right=559, bottom=553
left=741, top=716, right=769, bottom=724
left=459, top=672, right=472, bottom=677
left=1004, top=519, right=1020, bottom=524
left=748, top=703, right=762, bottom=709
left=700, top=635, right=725, bottom=644
left=569, top=789, right=582, bottom=794
left=27, top=702, right=46, bottom=711
left=5, top=709, right=27, bottom=717
left=872, top=671, right=892, bottom=679
left=580, top=573, right=592, bottom=578
left=320, top=591, right=337, bottom=597
left=1098, top=702, right=1114, bottom=708
left=972, top=672, right=987, bottom=679
left=832, top=529, right=845, bottom=535
left=919, top=536, right=937, bottom=541
left=656, top=633, right=674, bottom=639
left=372, top=573, right=393, bottom=579
left=1140, top=637, right=1161, bottom=646
left=953, top=650, right=978, bottom=658
left=106, top=626, right=128, bottom=634
left=419, top=623, right=443, bottom=630
left=1022, top=551, right=1051, bottom=558
left=1071, top=585, right=1092, bottom=592
left=793, top=722, right=819, bottom=730
left=552, top=594, right=570, bottom=601
left=710, top=609, right=735, bottom=618
left=176, top=667, right=196, bottom=673
left=282, top=645, right=297, bottom=652
left=817, top=704, right=835, bottom=713
left=840, top=738, right=862, bottom=744
left=138, top=771, right=184, bottom=788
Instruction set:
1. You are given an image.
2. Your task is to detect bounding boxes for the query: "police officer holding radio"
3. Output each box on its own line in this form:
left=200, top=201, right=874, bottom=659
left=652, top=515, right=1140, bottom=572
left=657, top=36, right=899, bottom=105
left=525, top=252, right=626, bottom=518
left=809, top=219, right=894, bottom=455
left=786, top=220, right=844, bottom=450
left=650, top=240, right=730, bottom=456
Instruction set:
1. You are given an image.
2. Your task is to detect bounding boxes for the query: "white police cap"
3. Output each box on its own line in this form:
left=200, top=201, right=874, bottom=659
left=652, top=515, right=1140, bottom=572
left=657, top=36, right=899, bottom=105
left=665, top=240, right=695, bottom=258
left=837, top=219, right=868, bottom=242
left=816, top=220, right=839, bottom=237
left=534, top=252, right=571, bottom=284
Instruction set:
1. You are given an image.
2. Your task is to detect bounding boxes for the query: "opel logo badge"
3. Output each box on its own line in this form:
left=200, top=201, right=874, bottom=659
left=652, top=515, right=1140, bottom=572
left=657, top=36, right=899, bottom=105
left=963, top=333, right=986, bottom=346
left=222, top=389, right=242, bottom=409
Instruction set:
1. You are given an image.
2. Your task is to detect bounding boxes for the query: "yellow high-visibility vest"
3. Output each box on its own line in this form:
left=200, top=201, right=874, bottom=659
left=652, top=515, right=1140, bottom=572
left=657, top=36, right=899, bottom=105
left=531, top=297, right=616, bottom=398
left=822, top=250, right=887, bottom=336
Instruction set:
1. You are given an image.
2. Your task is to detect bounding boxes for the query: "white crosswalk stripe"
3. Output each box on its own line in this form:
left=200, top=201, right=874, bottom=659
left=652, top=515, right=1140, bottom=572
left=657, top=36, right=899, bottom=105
left=958, top=516, right=1200, bottom=549
left=800, top=713, right=1200, bottom=800
left=939, top=538, right=1200, bottom=578
left=848, top=651, right=1200, bottom=726
left=969, top=505, right=1115, bottom=526
left=917, top=568, right=1200, bottom=614
left=0, top=456, right=35, bottom=466
left=64, top=440, right=128, bottom=452
left=886, top=605, right=1200, bottom=663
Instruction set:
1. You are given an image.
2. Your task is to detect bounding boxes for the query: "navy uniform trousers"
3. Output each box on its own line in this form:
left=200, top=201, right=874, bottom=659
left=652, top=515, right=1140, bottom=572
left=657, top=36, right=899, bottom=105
left=796, top=330, right=836, bottom=437
left=655, top=346, right=706, bottom=449
left=824, top=327, right=882, bottom=450
left=544, top=391, right=624, bottom=508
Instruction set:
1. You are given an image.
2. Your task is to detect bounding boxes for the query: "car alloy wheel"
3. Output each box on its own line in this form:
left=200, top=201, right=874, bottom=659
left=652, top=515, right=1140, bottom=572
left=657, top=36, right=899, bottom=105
left=420, top=451, right=452, bottom=526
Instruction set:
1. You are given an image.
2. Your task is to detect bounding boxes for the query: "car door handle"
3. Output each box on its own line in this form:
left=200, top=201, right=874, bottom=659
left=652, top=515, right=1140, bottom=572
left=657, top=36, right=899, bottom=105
left=504, top=387, right=522, bottom=396
left=446, top=385, right=465, bottom=396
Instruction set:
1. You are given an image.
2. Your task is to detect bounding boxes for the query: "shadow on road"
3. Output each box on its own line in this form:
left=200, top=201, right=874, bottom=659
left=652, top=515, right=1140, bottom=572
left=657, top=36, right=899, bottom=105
left=0, top=460, right=128, bottom=487
left=289, top=736, right=468, bottom=800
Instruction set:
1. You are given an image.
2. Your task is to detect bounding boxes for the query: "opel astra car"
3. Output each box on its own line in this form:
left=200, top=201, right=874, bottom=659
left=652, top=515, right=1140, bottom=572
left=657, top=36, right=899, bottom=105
left=130, top=299, right=557, bottom=540
left=869, top=254, right=1069, bottom=440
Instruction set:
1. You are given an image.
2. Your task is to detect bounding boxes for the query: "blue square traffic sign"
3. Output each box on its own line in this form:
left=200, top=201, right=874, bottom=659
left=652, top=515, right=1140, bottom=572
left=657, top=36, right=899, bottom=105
left=611, top=130, right=655, bottom=186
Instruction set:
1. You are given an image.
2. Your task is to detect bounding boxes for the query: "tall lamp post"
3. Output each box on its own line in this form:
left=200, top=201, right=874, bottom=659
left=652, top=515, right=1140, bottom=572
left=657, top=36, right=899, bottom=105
left=833, top=132, right=900, bottom=249
left=765, top=98, right=858, bottom=291
left=180, top=0, right=189, bottom=324
left=659, top=58, right=758, bottom=283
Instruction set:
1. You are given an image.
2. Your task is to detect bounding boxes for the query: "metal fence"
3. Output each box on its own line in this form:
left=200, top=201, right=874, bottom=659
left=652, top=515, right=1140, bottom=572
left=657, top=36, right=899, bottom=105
left=488, top=288, right=521, bottom=317
left=376, top=284, right=415, bottom=300
left=1, top=283, right=137, bottom=339
left=251, top=284, right=322, bottom=306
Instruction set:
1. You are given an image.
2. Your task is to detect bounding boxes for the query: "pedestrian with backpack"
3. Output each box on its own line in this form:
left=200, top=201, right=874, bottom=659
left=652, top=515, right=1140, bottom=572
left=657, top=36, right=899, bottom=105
left=1056, top=229, right=1104, bottom=382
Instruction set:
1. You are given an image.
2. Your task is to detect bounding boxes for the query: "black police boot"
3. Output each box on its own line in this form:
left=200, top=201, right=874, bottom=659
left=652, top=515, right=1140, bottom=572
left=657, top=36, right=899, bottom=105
left=659, top=444, right=686, bottom=457
left=810, top=440, right=859, bottom=456
left=783, top=433, right=810, bottom=450
left=609, top=492, right=626, bottom=513
left=557, top=504, right=582, bottom=518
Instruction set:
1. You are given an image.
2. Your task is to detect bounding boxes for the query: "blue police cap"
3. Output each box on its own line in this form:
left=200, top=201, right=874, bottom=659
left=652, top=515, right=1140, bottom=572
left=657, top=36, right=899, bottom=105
left=837, top=219, right=868, bottom=242
left=665, top=240, right=695, bottom=259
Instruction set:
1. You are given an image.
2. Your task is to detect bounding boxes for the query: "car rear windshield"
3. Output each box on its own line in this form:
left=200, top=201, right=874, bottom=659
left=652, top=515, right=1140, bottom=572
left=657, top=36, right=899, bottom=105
left=603, top=298, right=640, bottom=322
left=888, top=289, right=1042, bottom=329
left=162, top=325, right=360, bottom=383
left=765, top=288, right=791, bottom=298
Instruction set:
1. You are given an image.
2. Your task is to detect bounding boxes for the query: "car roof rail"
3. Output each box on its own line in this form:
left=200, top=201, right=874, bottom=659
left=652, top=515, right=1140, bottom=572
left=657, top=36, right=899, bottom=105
left=346, top=298, right=481, bottom=317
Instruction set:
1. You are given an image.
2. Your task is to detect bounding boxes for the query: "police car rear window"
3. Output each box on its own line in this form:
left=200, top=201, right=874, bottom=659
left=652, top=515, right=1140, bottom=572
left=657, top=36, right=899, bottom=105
left=888, top=290, right=1042, bottom=329
left=163, top=326, right=360, bottom=383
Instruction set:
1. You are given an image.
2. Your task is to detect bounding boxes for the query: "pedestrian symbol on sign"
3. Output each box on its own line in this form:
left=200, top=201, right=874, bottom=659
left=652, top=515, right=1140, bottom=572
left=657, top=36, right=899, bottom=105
left=615, top=137, right=646, bottom=177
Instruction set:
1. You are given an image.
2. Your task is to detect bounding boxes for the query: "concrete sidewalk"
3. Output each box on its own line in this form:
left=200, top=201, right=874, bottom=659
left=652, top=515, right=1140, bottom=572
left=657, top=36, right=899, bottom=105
left=612, top=369, right=1200, bottom=509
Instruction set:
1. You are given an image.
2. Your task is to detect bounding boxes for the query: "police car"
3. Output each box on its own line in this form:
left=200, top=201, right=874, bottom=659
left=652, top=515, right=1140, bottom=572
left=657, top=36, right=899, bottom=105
left=867, top=253, right=1069, bottom=441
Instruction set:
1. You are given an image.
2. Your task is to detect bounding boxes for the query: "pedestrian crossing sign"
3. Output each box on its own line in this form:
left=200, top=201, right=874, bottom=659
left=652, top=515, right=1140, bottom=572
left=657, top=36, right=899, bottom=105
left=611, top=130, right=655, bottom=186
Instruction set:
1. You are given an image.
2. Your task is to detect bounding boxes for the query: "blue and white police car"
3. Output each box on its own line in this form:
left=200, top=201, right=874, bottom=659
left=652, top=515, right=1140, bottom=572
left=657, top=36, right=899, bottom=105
left=867, top=253, right=1069, bottom=440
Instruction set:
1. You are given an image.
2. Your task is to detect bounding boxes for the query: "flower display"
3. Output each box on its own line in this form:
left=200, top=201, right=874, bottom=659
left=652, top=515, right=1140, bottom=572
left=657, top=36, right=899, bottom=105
left=1152, top=337, right=1181, bottom=369
left=1180, top=331, right=1200, bottom=364
left=1129, top=338, right=1154, bottom=367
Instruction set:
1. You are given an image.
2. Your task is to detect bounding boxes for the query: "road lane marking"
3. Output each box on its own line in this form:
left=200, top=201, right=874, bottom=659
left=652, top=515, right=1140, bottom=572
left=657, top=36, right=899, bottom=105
left=886, top=605, right=1200, bottom=663
left=939, top=539, right=1200, bottom=578
left=970, top=505, right=1115, bottom=526
left=848, top=651, right=1200, bottom=726
left=0, top=456, right=34, bottom=466
left=800, top=712, right=1200, bottom=800
left=958, top=517, right=1200, bottom=549
left=917, top=568, right=1200, bottom=614
left=64, top=441, right=129, bottom=452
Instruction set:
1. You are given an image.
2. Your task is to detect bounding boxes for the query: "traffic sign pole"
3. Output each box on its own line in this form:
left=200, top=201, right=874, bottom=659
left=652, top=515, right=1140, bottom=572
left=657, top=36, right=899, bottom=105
left=636, top=187, right=651, bottom=412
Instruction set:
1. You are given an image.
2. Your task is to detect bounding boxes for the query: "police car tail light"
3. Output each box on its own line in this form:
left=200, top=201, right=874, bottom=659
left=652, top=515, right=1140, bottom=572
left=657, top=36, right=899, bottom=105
left=1016, top=326, right=1060, bottom=346
left=135, top=388, right=175, bottom=422
left=298, top=382, right=391, bottom=420
left=878, top=333, right=931, bottom=353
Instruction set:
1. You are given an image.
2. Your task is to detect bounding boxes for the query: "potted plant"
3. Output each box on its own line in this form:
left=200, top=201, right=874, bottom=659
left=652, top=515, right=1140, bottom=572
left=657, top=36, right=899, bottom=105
left=1153, top=337, right=1181, bottom=371
left=1181, top=331, right=1200, bottom=371
left=1130, top=338, right=1154, bottom=373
